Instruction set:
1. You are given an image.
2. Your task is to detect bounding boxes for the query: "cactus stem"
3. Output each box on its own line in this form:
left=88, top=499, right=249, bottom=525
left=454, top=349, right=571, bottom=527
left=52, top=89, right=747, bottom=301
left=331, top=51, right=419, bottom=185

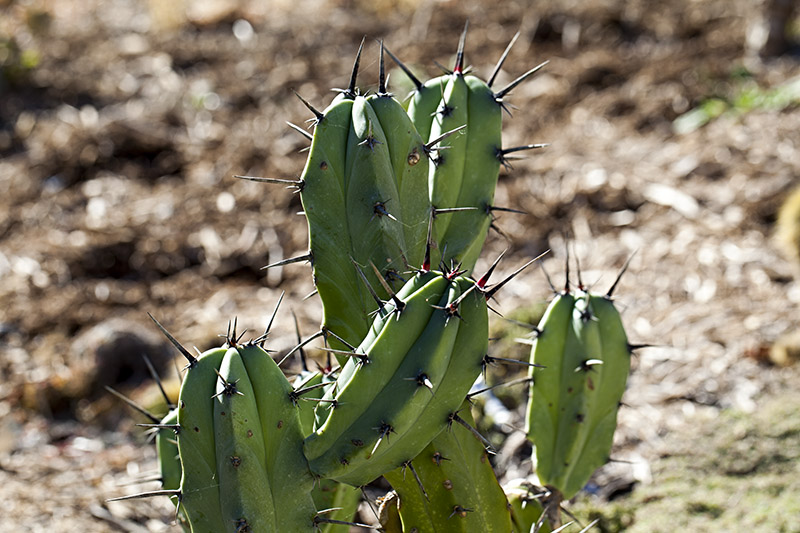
left=606, top=251, right=637, bottom=298
left=448, top=412, right=495, bottom=454
left=286, top=120, right=313, bottom=141
left=106, top=489, right=182, bottom=502
left=487, top=31, right=521, bottom=88
left=262, top=252, right=312, bottom=269
left=467, top=376, right=531, bottom=399
left=482, top=251, right=549, bottom=301
left=234, top=174, right=304, bottom=192
left=104, top=386, right=161, bottom=424
left=453, top=20, right=469, bottom=74
left=278, top=330, right=325, bottom=366
left=148, top=313, right=197, bottom=368
left=402, top=460, right=430, bottom=501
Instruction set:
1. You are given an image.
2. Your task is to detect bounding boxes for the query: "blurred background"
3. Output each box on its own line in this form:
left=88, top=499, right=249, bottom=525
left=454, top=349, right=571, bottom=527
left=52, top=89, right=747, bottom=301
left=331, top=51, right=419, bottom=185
left=1, top=0, right=800, bottom=530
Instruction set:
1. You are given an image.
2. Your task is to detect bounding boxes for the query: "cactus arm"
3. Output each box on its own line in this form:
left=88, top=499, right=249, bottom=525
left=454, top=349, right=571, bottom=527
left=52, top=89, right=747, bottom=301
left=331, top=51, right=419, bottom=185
left=239, top=344, right=318, bottom=531
left=435, top=75, right=503, bottom=272
left=305, top=275, right=449, bottom=462
left=319, top=281, right=463, bottom=485
left=213, top=347, right=276, bottom=532
left=368, top=93, right=430, bottom=273
left=175, top=347, right=228, bottom=533
left=156, top=408, right=181, bottom=492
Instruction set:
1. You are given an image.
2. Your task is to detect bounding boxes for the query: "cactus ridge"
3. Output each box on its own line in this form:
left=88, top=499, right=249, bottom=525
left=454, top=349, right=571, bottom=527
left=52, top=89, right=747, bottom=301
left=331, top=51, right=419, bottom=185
left=297, top=44, right=431, bottom=352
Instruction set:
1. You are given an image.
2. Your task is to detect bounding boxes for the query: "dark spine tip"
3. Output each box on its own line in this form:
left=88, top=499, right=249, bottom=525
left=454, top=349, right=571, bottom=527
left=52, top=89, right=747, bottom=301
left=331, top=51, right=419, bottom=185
left=454, top=20, right=469, bottom=74
left=262, top=252, right=312, bottom=270
left=383, top=45, right=423, bottom=91
left=606, top=250, right=637, bottom=298
left=293, top=90, right=325, bottom=124
left=487, top=31, right=521, bottom=88
left=494, top=60, right=549, bottom=101
left=345, top=37, right=365, bottom=99
left=148, top=313, right=197, bottom=368
left=483, top=250, right=549, bottom=301
left=378, top=40, right=387, bottom=95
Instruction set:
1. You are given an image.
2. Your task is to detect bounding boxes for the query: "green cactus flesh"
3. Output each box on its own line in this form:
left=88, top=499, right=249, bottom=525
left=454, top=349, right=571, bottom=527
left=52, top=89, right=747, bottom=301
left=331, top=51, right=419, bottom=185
left=175, top=344, right=317, bottom=532
left=303, top=269, right=488, bottom=487
left=384, top=402, right=512, bottom=533
left=525, top=290, right=631, bottom=500
left=406, top=71, right=502, bottom=275
left=299, top=90, right=430, bottom=352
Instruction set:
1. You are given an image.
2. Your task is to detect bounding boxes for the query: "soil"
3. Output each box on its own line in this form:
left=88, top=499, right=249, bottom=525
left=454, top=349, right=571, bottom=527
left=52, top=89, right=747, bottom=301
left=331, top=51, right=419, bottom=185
left=1, top=0, right=800, bottom=531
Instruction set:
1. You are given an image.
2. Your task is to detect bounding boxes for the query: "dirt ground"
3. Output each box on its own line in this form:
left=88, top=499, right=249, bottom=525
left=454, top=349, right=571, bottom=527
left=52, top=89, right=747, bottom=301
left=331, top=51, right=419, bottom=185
left=2, top=0, right=800, bottom=531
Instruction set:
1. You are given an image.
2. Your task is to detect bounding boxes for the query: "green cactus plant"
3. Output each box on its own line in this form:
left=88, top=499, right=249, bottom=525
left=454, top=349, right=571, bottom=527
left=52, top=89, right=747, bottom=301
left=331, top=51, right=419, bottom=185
left=525, top=268, right=632, bottom=511
left=109, top=27, right=644, bottom=533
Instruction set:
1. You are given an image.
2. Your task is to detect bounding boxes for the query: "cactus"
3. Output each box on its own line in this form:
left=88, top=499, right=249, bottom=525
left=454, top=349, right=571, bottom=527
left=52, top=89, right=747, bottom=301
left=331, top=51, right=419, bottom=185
left=525, top=273, right=632, bottom=503
left=284, top=41, right=431, bottom=351
left=392, top=24, right=546, bottom=274
left=303, top=267, right=489, bottom=486
left=153, top=320, right=317, bottom=532
left=383, top=401, right=513, bottom=533
left=108, top=27, right=648, bottom=533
